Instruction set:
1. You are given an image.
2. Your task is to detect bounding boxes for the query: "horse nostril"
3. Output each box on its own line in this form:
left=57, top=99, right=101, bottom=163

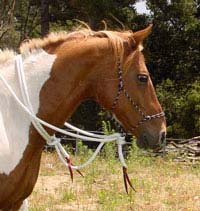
left=142, top=133, right=149, bottom=148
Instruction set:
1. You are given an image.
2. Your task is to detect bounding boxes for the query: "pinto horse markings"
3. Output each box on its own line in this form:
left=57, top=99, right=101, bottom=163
left=0, top=25, right=166, bottom=210
left=0, top=51, right=56, bottom=175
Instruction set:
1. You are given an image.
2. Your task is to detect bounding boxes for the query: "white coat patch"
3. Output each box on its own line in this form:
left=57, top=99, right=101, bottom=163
left=0, top=50, right=56, bottom=175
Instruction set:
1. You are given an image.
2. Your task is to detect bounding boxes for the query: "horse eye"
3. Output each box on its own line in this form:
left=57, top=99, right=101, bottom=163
left=137, top=74, right=148, bottom=83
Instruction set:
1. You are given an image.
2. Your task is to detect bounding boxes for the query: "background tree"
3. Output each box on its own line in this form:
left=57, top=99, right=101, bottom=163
left=146, top=0, right=199, bottom=82
left=41, top=0, right=49, bottom=36
left=146, top=0, right=200, bottom=138
left=0, top=0, right=16, bottom=48
left=15, top=0, right=40, bottom=42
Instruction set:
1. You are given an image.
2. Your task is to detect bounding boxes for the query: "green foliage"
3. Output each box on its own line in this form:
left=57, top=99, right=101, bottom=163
left=101, top=120, right=115, bottom=135
left=75, top=141, right=93, bottom=157
left=101, top=120, right=117, bottom=160
left=15, top=0, right=41, bottom=41
left=146, top=0, right=200, bottom=83
left=101, top=141, right=117, bottom=161
left=145, top=0, right=199, bottom=138
left=156, top=79, right=200, bottom=138
left=0, top=0, right=18, bottom=48
left=0, top=28, right=20, bottom=49
left=127, top=138, right=142, bottom=160
left=64, top=0, right=138, bottom=30
left=97, top=189, right=131, bottom=211
left=61, top=190, right=76, bottom=203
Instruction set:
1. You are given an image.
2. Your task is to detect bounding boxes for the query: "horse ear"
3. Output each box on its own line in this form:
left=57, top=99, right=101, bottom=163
left=132, top=24, right=153, bottom=47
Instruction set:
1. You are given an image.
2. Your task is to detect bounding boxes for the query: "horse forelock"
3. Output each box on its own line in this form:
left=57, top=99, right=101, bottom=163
left=123, top=49, right=145, bottom=74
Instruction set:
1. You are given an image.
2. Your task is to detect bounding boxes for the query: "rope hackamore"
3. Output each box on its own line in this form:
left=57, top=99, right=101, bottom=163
left=111, top=57, right=165, bottom=131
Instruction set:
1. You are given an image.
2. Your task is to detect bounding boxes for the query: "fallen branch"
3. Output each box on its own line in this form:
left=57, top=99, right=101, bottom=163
left=166, top=136, right=200, bottom=162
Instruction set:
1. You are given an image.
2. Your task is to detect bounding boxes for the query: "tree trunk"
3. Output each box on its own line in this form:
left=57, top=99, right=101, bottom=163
left=41, top=0, right=49, bottom=36
left=0, top=0, right=15, bottom=41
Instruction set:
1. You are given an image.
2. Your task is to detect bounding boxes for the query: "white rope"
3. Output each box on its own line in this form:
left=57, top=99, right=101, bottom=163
left=73, top=142, right=105, bottom=170
left=64, top=122, right=107, bottom=138
left=15, top=55, right=51, bottom=141
left=0, top=71, right=120, bottom=142
left=0, top=55, right=128, bottom=172
left=117, top=137, right=127, bottom=168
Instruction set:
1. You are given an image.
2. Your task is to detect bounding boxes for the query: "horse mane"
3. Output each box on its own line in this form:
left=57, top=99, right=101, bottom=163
left=0, top=49, right=16, bottom=64
left=0, top=27, right=139, bottom=64
left=20, top=27, right=136, bottom=63
left=20, top=30, right=89, bottom=53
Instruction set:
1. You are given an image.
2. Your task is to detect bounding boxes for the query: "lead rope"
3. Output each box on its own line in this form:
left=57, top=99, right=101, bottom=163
left=0, top=55, right=134, bottom=193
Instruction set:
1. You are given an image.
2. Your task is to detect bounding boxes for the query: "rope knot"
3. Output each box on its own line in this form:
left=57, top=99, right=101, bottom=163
left=47, top=135, right=61, bottom=146
left=144, top=115, right=151, bottom=121
left=117, top=136, right=126, bottom=145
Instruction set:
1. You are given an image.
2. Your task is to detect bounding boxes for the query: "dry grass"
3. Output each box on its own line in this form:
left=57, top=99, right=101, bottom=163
left=29, top=145, right=200, bottom=211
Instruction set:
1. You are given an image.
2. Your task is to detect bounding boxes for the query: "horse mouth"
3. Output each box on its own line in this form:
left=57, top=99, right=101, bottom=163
left=136, top=131, right=166, bottom=152
left=136, top=137, right=162, bottom=150
left=136, top=138, right=163, bottom=152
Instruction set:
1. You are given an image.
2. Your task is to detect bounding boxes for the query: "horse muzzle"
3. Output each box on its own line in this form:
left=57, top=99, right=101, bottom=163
left=136, top=131, right=166, bottom=150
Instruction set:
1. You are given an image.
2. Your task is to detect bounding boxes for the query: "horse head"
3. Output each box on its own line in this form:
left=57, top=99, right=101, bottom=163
left=90, top=25, right=166, bottom=149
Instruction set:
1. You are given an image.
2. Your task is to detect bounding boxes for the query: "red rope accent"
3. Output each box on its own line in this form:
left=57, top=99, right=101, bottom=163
left=65, top=157, right=73, bottom=181
left=122, top=166, right=136, bottom=194
left=65, top=157, right=84, bottom=181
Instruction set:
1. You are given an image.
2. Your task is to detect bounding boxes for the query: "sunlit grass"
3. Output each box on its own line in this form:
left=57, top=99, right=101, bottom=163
left=29, top=143, right=200, bottom=211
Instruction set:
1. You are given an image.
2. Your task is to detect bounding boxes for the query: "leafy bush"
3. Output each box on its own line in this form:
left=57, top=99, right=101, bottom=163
left=101, top=120, right=117, bottom=160
left=156, top=79, right=200, bottom=138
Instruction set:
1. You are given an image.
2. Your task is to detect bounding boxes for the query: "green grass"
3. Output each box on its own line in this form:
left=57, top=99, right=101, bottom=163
left=29, top=143, right=200, bottom=211
left=61, top=189, right=76, bottom=203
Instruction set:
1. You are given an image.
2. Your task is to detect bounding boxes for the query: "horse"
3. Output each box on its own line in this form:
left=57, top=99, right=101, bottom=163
left=0, top=25, right=166, bottom=210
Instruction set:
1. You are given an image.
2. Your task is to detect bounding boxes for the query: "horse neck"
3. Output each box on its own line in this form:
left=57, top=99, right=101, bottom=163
left=38, top=38, right=116, bottom=127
